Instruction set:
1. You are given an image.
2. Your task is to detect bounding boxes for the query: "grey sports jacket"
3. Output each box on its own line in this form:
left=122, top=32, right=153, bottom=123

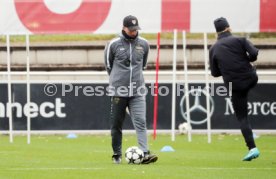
left=104, top=33, right=149, bottom=97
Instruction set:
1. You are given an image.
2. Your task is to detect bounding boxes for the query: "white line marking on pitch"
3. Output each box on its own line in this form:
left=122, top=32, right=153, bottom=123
left=3, top=167, right=276, bottom=171
left=186, top=167, right=276, bottom=170
left=6, top=167, right=105, bottom=171
left=0, top=151, right=18, bottom=154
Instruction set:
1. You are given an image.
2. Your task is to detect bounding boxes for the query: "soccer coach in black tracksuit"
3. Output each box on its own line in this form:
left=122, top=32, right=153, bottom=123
left=209, top=17, right=260, bottom=161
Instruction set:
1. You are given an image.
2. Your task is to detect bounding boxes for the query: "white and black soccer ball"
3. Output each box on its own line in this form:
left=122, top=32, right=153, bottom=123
left=178, top=122, right=192, bottom=134
left=125, top=146, right=144, bottom=164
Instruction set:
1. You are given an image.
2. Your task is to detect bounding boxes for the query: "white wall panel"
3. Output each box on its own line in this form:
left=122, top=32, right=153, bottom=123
left=0, top=0, right=30, bottom=34
left=95, top=0, right=162, bottom=34
left=190, top=0, right=260, bottom=32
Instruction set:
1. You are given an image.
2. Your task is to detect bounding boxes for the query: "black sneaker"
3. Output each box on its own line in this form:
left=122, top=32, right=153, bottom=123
left=141, top=151, right=158, bottom=164
left=112, top=154, right=122, bottom=164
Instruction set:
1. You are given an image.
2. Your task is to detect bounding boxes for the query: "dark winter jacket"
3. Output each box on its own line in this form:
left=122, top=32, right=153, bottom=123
left=209, top=32, right=259, bottom=91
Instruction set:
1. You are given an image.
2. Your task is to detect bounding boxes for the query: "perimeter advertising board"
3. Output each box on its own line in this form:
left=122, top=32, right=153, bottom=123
left=0, top=83, right=275, bottom=130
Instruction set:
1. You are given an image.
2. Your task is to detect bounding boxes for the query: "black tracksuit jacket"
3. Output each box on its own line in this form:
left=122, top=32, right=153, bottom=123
left=209, top=32, right=259, bottom=91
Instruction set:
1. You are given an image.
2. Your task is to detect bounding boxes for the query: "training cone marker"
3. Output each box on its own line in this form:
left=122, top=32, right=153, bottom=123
left=253, top=133, right=259, bottom=139
left=161, top=145, right=175, bottom=152
left=66, top=133, right=78, bottom=139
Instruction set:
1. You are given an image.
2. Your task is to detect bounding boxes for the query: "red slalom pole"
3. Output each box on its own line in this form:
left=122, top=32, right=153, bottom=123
left=153, top=32, right=160, bottom=140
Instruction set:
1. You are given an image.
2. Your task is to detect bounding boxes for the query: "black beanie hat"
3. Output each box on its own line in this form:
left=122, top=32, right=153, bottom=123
left=214, top=17, right=230, bottom=32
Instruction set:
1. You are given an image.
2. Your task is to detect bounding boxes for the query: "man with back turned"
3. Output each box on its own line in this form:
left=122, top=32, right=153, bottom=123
left=209, top=17, right=260, bottom=161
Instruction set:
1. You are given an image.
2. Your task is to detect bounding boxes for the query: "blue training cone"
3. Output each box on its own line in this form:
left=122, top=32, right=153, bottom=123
left=253, top=133, right=259, bottom=139
left=161, top=145, right=175, bottom=152
left=66, top=133, right=78, bottom=139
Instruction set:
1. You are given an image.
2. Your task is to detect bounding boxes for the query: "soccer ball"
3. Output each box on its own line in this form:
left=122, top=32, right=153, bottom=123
left=178, top=122, right=192, bottom=134
left=125, top=146, right=144, bottom=164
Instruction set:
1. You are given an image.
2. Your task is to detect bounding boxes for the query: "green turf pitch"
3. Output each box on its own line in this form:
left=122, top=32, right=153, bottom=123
left=0, top=134, right=275, bottom=179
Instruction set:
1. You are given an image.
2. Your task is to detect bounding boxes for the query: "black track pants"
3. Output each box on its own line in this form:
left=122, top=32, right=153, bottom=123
left=231, top=90, right=256, bottom=150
